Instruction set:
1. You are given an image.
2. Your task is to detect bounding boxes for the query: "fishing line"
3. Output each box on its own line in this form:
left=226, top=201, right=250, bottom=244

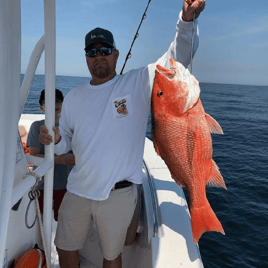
left=189, top=11, right=196, bottom=74
left=190, top=0, right=207, bottom=73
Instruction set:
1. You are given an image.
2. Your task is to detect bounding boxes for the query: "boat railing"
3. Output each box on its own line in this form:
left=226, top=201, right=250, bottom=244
left=0, top=0, right=56, bottom=266
left=19, top=35, right=45, bottom=114
left=143, top=160, right=162, bottom=238
left=11, top=159, right=53, bottom=208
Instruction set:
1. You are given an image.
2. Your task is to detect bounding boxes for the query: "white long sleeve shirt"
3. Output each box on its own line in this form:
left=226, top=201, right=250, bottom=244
left=55, top=12, right=199, bottom=200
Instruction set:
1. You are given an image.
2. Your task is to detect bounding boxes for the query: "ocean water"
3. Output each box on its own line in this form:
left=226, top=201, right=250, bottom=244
left=21, top=74, right=268, bottom=268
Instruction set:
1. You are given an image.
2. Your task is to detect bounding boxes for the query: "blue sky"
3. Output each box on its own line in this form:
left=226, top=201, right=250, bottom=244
left=21, top=0, right=268, bottom=86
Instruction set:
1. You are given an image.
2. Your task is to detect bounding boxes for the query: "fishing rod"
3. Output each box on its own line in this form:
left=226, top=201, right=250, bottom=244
left=120, top=0, right=152, bottom=75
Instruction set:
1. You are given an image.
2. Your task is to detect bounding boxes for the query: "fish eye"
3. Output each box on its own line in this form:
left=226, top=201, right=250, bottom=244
left=157, top=91, right=163, bottom=97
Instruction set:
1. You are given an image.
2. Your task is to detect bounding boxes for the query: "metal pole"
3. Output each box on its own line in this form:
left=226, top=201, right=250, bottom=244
left=43, top=0, right=56, bottom=264
left=0, top=0, right=21, bottom=266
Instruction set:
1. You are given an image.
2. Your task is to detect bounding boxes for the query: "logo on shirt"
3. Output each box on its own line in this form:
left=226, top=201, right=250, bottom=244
left=114, top=99, right=128, bottom=116
left=113, top=95, right=133, bottom=119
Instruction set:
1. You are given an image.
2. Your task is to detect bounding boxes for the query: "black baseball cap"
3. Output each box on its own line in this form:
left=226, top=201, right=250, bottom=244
left=85, top=27, right=116, bottom=50
left=39, top=89, right=64, bottom=105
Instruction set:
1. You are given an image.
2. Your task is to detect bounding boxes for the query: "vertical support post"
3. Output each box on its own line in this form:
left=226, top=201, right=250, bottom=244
left=0, top=0, right=21, bottom=266
left=43, top=0, right=56, bottom=264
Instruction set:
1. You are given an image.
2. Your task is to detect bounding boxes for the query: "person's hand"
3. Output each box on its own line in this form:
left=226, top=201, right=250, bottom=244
left=182, top=0, right=206, bottom=21
left=39, top=125, right=61, bottom=145
left=61, top=153, right=75, bottom=166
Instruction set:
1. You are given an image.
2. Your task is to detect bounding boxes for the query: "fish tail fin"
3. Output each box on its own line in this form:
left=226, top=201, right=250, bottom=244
left=207, top=160, right=227, bottom=189
left=205, top=113, right=224, bottom=134
left=191, top=200, right=225, bottom=243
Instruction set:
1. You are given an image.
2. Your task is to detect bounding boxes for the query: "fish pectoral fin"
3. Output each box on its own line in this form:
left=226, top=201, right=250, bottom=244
left=205, top=113, right=224, bottom=134
left=187, top=113, right=198, bottom=133
left=207, top=160, right=227, bottom=189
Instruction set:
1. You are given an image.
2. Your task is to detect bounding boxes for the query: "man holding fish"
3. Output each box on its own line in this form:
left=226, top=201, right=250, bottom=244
left=39, top=0, right=206, bottom=267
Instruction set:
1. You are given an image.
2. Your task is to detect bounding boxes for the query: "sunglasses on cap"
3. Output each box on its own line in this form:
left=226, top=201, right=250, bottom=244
left=85, top=47, right=114, bottom=58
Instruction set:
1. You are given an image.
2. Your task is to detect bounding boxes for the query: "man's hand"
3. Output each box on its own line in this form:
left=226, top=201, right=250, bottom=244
left=60, top=153, right=75, bottom=166
left=39, top=125, right=61, bottom=145
left=182, top=0, right=206, bottom=21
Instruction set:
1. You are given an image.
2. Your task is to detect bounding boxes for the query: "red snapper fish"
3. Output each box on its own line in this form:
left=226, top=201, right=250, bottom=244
left=151, top=58, right=227, bottom=243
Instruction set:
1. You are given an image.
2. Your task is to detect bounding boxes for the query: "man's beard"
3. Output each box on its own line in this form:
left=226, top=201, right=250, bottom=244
left=91, top=61, right=110, bottom=79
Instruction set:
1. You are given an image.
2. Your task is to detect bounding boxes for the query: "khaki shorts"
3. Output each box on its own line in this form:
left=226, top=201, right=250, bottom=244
left=54, top=184, right=137, bottom=260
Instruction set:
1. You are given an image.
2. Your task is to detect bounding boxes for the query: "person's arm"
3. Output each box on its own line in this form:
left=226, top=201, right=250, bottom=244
left=147, top=0, right=206, bottom=83
left=39, top=99, right=73, bottom=156
left=29, top=146, right=75, bottom=166
left=140, top=0, right=206, bottom=112
left=28, top=147, right=44, bottom=158
left=148, top=0, right=206, bottom=75
left=156, top=0, right=206, bottom=67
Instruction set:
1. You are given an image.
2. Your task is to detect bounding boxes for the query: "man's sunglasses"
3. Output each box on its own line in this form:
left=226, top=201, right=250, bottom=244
left=85, top=47, right=114, bottom=58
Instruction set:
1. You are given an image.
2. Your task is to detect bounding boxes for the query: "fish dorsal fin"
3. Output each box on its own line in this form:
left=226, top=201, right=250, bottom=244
left=205, top=113, right=223, bottom=134
left=206, top=160, right=227, bottom=189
